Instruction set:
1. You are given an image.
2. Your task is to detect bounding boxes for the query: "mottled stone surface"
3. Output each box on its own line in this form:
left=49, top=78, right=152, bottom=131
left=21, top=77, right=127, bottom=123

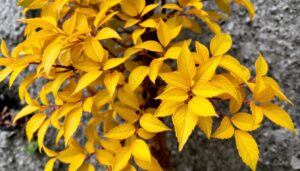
left=0, top=0, right=299, bottom=171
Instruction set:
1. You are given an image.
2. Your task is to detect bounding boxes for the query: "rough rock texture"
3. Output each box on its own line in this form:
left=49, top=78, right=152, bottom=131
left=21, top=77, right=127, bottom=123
left=0, top=0, right=299, bottom=171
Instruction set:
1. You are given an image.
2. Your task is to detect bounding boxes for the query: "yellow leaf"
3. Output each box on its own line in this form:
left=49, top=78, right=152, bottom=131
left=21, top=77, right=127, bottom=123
left=214, top=0, right=231, bottom=14
left=155, top=101, right=181, bottom=117
left=156, top=87, right=188, bottom=102
left=84, top=37, right=104, bottom=62
left=198, top=117, right=213, bottom=139
left=79, top=163, right=95, bottom=171
left=194, top=41, right=210, bottom=64
left=177, top=42, right=196, bottom=82
left=132, top=28, right=145, bottom=45
left=148, top=59, right=163, bottom=83
left=131, top=139, right=151, bottom=162
left=231, top=112, right=260, bottom=131
left=96, top=27, right=121, bottom=40
left=99, top=139, right=122, bottom=153
left=212, top=116, right=234, bottom=139
left=105, top=124, right=136, bottom=139
left=64, top=106, right=83, bottom=145
left=44, top=158, right=56, bottom=171
left=112, top=146, right=132, bottom=171
left=134, top=156, right=163, bottom=171
left=157, top=19, right=182, bottom=47
left=235, top=130, right=259, bottom=171
left=95, top=149, right=114, bottom=166
left=124, top=18, right=140, bottom=28
left=260, top=103, right=295, bottom=133
left=134, top=41, right=163, bottom=52
left=141, top=3, right=159, bottom=16
left=250, top=102, right=264, bottom=125
left=159, top=71, right=190, bottom=90
left=118, top=84, right=140, bottom=110
left=38, top=119, right=50, bottom=151
left=255, top=53, right=268, bottom=76
left=188, top=96, right=218, bottom=117
left=113, top=104, right=139, bottom=124
left=162, top=4, right=183, bottom=11
left=210, top=33, right=232, bottom=56
left=42, top=39, right=63, bottom=75
left=72, top=70, right=102, bottom=95
left=219, top=55, right=251, bottom=82
left=128, top=66, right=149, bottom=91
left=104, top=71, right=121, bottom=96
left=192, top=81, right=225, bottom=97
left=137, top=128, right=155, bottom=140
left=235, top=0, right=255, bottom=20
left=172, top=105, right=197, bottom=151
left=139, top=113, right=170, bottom=133
left=69, top=153, right=86, bottom=171
left=13, top=105, right=40, bottom=124
left=26, top=113, right=47, bottom=142
left=1, top=39, right=10, bottom=57
left=0, top=67, right=13, bottom=83
left=104, top=57, right=129, bottom=70
left=139, top=19, right=157, bottom=28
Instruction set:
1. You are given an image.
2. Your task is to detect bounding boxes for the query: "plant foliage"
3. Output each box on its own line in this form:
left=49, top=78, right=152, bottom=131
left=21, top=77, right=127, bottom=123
left=0, top=0, right=295, bottom=170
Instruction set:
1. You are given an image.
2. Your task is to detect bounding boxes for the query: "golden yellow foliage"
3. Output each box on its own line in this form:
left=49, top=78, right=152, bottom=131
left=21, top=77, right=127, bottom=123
left=0, top=0, right=294, bottom=170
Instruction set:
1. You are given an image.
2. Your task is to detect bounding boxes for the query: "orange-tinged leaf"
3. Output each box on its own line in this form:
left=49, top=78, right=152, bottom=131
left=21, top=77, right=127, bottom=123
left=64, top=106, right=83, bottom=146
left=72, top=70, right=102, bottom=95
left=134, top=41, right=163, bottom=52
left=210, top=33, right=232, bottom=56
left=13, top=105, right=40, bottom=124
left=112, top=146, right=132, bottom=171
left=198, top=117, right=213, bottom=139
left=105, top=124, right=136, bottom=139
left=188, top=96, right=218, bottom=117
left=26, top=113, right=47, bottom=142
left=260, top=103, right=295, bottom=133
left=128, top=66, right=149, bottom=91
left=212, top=116, right=234, bottom=139
left=139, top=113, right=170, bottom=133
left=131, top=139, right=151, bottom=162
left=172, top=105, right=197, bottom=151
left=235, top=130, right=259, bottom=171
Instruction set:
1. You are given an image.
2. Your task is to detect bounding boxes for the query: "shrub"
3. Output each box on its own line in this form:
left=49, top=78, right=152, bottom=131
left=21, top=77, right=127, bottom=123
left=0, top=0, right=294, bottom=170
